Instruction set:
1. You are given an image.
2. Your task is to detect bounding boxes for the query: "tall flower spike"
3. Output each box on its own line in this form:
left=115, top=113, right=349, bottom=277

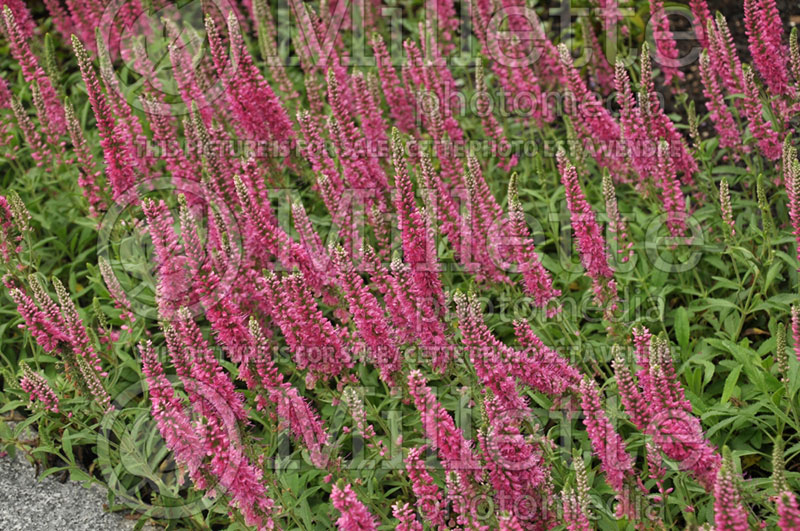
left=95, top=30, right=153, bottom=178
left=98, top=257, right=135, bottom=325
left=258, top=272, right=350, bottom=385
left=139, top=341, right=204, bottom=483
left=19, top=362, right=60, bottom=413
left=390, top=129, right=449, bottom=355
left=786, top=148, right=800, bottom=262
left=506, top=173, right=560, bottom=309
left=0, top=0, right=34, bottom=37
left=242, top=318, right=329, bottom=467
left=2, top=6, right=65, bottom=134
left=558, top=151, right=617, bottom=311
left=404, top=445, right=446, bottom=528
left=512, top=320, right=582, bottom=394
left=641, top=337, right=721, bottom=491
left=330, top=246, right=402, bottom=384
left=775, top=322, right=789, bottom=383
left=10, top=97, right=48, bottom=166
left=51, top=277, right=105, bottom=381
left=791, top=306, right=800, bottom=363
left=557, top=43, right=624, bottom=173
left=654, top=141, right=687, bottom=237
left=719, top=178, right=735, bottom=240
left=713, top=449, right=750, bottom=531
left=708, top=15, right=745, bottom=99
left=579, top=377, right=633, bottom=493
left=602, top=172, right=633, bottom=263
left=330, top=484, right=377, bottom=531
left=791, top=28, right=800, bottom=89
left=463, top=152, right=508, bottom=283
left=30, top=81, right=60, bottom=150
left=475, top=59, right=516, bottom=170
left=72, top=35, right=136, bottom=200
left=744, top=0, right=791, bottom=99
left=612, top=346, right=649, bottom=431
left=638, top=43, right=698, bottom=183
left=225, top=13, right=293, bottom=144
left=65, top=102, right=104, bottom=215
left=563, top=487, right=592, bottom=531
left=741, top=64, right=781, bottom=160
left=583, top=19, right=614, bottom=94
left=454, top=292, right=529, bottom=415
left=407, top=370, right=482, bottom=484
left=688, top=0, right=712, bottom=48
left=648, top=0, right=684, bottom=83
left=773, top=438, right=789, bottom=494
left=698, top=50, right=741, bottom=153
left=5, top=275, right=69, bottom=354
left=479, top=394, right=549, bottom=522
left=615, top=60, right=653, bottom=180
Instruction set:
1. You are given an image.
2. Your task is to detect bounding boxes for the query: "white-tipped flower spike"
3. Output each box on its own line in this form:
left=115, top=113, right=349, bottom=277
left=719, top=178, right=735, bottom=240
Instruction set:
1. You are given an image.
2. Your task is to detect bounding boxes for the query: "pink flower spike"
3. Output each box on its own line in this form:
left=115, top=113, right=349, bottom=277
left=407, top=370, right=482, bottom=482
left=65, top=102, right=104, bottom=215
left=558, top=152, right=618, bottom=312
left=744, top=0, right=792, bottom=99
left=330, top=246, right=402, bottom=384
left=19, top=362, right=59, bottom=413
left=777, top=491, right=800, bottom=530
left=72, top=36, right=136, bottom=201
left=713, top=452, right=750, bottom=531
left=563, top=488, right=592, bottom=531
left=331, top=483, right=377, bottom=531
left=698, top=50, right=741, bottom=153
left=392, top=501, right=423, bottom=531
left=579, top=377, right=633, bottom=493
left=741, top=65, right=782, bottom=161
left=0, top=0, right=34, bottom=37
left=506, top=174, right=560, bottom=309
left=689, top=0, right=712, bottom=48
left=98, top=257, right=135, bottom=323
left=648, top=0, right=684, bottom=83
left=791, top=306, right=800, bottom=363
left=612, top=346, right=650, bottom=431
left=404, top=445, right=446, bottom=528
left=139, top=341, right=204, bottom=482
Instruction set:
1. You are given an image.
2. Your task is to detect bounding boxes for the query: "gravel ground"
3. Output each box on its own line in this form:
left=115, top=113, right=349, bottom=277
left=0, top=451, right=143, bottom=531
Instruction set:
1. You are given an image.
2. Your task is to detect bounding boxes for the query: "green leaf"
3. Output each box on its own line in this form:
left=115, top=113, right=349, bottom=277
left=69, top=468, right=91, bottom=483
left=721, top=365, right=742, bottom=404
left=674, top=307, right=689, bottom=352
left=62, top=427, right=74, bottom=464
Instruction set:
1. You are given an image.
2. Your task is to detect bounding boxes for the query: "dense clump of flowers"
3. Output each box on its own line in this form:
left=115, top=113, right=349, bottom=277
left=140, top=341, right=204, bottom=483
left=623, top=330, right=721, bottom=489
left=4, top=3, right=800, bottom=529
